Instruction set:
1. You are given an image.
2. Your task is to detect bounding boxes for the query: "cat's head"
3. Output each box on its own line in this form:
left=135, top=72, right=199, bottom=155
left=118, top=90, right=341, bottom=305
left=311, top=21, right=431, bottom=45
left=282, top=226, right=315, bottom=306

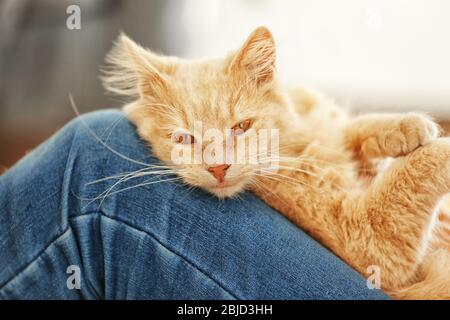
left=102, top=27, right=290, bottom=198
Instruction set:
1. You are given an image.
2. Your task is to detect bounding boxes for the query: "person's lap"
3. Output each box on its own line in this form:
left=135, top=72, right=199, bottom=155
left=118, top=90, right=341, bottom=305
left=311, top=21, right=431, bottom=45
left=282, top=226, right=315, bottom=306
left=0, top=109, right=388, bottom=299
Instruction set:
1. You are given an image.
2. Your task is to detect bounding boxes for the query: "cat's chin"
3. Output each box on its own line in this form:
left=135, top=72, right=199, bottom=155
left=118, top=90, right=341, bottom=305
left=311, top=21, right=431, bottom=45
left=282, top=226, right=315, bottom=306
left=207, top=182, right=246, bottom=198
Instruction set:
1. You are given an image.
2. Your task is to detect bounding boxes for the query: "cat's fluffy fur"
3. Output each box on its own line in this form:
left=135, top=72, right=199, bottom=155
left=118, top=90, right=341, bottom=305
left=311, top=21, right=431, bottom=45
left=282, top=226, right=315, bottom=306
left=102, top=27, right=450, bottom=299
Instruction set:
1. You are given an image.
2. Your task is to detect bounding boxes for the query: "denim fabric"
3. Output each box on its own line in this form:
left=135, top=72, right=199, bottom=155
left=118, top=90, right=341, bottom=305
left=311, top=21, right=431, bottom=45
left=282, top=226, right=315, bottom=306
left=0, top=110, right=388, bottom=300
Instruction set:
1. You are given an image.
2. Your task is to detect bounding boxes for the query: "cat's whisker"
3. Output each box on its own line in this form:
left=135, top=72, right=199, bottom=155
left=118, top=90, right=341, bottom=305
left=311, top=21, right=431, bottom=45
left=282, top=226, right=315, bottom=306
left=276, top=142, right=358, bottom=165
left=256, top=156, right=328, bottom=174
left=233, top=192, right=245, bottom=203
left=100, top=169, right=179, bottom=187
left=260, top=162, right=348, bottom=193
left=257, top=154, right=368, bottom=173
left=270, top=165, right=320, bottom=178
left=254, top=172, right=310, bottom=189
left=87, top=171, right=144, bottom=186
left=86, top=169, right=152, bottom=208
left=69, top=95, right=157, bottom=168
left=255, top=170, right=311, bottom=189
left=97, top=172, right=142, bottom=207
left=84, top=168, right=181, bottom=210
left=174, top=182, right=199, bottom=203
left=102, top=177, right=183, bottom=199
left=282, top=156, right=375, bottom=173
left=251, top=154, right=323, bottom=177
left=251, top=181, right=287, bottom=205
left=101, top=114, right=126, bottom=142
left=258, top=170, right=313, bottom=188
left=249, top=178, right=290, bottom=208
left=82, top=173, right=137, bottom=209
left=278, top=140, right=350, bottom=157
left=255, top=157, right=354, bottom=191
left=86, top=167, right=176, bottom=186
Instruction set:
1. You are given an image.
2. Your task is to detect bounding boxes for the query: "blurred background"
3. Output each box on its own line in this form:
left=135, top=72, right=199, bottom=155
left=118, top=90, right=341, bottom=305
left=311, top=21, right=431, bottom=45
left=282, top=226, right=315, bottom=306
left=1, top=0, right=449, bottom=168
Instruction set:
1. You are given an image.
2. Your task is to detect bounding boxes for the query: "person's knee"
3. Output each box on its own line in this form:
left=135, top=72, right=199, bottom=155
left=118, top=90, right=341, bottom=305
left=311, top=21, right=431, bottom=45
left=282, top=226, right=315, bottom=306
left=68, top=109, right=133, bottom=148
left=69, top=109, right=125, bottom=134
left=62, top=109, right=162, bottom=205
left=66, top=109, right=157, bottom=169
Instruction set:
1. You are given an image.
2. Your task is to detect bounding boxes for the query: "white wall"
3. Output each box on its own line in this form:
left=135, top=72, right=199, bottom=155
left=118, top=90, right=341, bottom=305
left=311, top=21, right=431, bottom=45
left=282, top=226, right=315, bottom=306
left=173, top=0, right=450, bottom=117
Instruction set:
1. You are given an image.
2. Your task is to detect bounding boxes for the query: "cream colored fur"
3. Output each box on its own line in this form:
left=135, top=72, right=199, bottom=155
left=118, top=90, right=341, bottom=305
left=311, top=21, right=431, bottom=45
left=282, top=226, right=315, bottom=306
left=102, top=27, right=450, bottom=299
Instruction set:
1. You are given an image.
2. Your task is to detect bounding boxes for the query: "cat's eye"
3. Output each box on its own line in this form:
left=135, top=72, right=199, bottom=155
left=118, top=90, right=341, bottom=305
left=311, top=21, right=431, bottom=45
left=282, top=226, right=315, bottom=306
left=172, top=132, right=196, bottom=144
left=231, top=120, right=252, bottom=136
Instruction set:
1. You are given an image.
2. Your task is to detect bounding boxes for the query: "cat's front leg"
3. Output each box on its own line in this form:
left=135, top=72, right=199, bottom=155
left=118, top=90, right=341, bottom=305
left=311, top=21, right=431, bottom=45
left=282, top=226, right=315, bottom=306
left=343, top=138, right=450, bottom=289
left=345, top=113, right=440, bottom=159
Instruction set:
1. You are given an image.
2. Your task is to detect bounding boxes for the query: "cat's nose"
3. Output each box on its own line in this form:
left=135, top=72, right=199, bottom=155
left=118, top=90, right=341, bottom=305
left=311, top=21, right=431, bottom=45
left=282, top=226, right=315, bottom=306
left=207, top=164, right=230, bottom=183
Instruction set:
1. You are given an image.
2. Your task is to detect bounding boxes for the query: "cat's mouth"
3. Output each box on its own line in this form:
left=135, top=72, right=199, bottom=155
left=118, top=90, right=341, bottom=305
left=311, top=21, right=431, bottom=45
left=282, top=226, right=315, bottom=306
left=203, top=178, right=236, bottom=190
left=215, top=181, right=229, bottom=189
left=207, top=178, right=248, bottom=198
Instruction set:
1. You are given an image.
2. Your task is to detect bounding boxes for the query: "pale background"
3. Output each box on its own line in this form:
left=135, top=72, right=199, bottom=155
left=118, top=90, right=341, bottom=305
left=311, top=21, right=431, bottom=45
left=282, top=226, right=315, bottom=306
left=1, top=0, right=449, bottom=167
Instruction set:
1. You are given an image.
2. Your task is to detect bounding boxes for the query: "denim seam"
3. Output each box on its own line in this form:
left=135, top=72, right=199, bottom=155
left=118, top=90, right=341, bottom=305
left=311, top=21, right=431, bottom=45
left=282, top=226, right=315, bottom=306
left=1, top=209, right=239, bottom=299
left=1, top=117, right=238, bottom=299
left=0, top=207, right=103, bottom=292
left=0, top=124, right=81, bottom=291
left=71, top=211, right=240, bottom=300
left=60, top=119, right=81, bottom=233
left=0, top=227, right=72, bottom=291
left=67, top=214, right=103, bottom=299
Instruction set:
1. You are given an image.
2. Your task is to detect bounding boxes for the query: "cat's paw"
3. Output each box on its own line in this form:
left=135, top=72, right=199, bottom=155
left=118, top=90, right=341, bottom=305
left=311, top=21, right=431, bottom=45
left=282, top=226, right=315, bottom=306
left=383, top=114, right=439, bottom=157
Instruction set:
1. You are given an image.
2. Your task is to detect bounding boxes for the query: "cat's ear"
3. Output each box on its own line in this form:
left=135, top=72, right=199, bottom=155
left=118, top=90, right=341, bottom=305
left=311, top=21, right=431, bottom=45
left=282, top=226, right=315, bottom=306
left=229, top=26, right=276, bottom=86
left=102, top=33, right=173, bottom=99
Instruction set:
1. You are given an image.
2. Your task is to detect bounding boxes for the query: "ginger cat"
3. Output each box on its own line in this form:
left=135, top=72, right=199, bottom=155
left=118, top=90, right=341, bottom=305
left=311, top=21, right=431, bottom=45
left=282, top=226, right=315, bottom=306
left=102, top=27, right=450, bottom=299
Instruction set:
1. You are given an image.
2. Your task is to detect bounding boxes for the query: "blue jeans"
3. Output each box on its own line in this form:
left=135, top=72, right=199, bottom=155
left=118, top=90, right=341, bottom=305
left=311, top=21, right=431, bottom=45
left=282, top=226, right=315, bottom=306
left=0, top=110, right=388, bottom=300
